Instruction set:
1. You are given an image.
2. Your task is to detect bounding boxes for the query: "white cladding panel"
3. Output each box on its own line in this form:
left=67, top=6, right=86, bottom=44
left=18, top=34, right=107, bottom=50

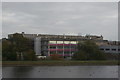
left=34, top=37, right=41, bottom=55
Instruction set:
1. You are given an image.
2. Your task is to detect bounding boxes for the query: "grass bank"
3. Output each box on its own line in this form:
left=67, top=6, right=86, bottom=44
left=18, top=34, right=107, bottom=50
left=2, top=60, right=119, bottom=66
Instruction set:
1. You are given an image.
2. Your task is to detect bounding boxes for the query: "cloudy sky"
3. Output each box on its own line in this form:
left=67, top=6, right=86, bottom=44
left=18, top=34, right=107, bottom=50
left=2, top=2, right=118, bottom=41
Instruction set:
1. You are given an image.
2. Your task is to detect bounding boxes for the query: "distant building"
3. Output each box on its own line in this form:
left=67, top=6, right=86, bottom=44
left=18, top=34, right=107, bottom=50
left=99, top=45, right=119, bottom=54
left=8, top=32, right=119, bottom=58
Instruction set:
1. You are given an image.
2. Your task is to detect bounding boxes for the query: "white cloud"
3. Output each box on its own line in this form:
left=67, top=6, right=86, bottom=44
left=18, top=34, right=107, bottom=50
left=2, top=2, right=118, bottom=41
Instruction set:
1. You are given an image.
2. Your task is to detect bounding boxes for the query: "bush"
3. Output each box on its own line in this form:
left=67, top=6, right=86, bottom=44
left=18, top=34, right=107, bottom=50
left=50, top=54, right=64, bottom=60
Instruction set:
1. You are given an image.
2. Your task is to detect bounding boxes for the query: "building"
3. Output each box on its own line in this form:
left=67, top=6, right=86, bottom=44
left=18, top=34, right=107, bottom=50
left=99, top=45, right=119, bottom=54
left=33, top=33, right=105, bottom=58
left=8, top=32, right=119, bottom=58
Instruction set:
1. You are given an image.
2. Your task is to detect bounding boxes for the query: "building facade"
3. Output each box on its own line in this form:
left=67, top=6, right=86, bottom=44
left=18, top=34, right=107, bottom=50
left=99, top=45, right=119, bottom=54
left=8, top=32, right=119, bottom=58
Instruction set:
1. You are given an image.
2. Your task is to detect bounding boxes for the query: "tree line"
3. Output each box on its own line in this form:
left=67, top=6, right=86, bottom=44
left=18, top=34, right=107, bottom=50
left=2, top=33, right=36, bottom=61
left=72, top=40, right=106, bottom=60
left=2, top=33, right=106, bottom=61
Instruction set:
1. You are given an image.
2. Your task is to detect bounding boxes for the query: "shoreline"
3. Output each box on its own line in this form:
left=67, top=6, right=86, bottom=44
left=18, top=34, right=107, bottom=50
left=2, top=60, right=119, bottom=66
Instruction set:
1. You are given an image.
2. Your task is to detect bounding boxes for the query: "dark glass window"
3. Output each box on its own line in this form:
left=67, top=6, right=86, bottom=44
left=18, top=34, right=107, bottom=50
left=58, top=51, right=63, bottom=54
left=64, top=46, right=70, bottom=49
left=118, top=49, right=120, bottom=51
left=50, top=46, right=56, bottom=49
left=50, top=51, right=56, bottom=54
left=100, top=48, right=104, bottom=50
left=57, top=46, right=63, bottom=49
left=71, top=46, right=76, bottom=49
left=105, top=49, right=110, bottom=51
left=112, top=49, right=116, bottom=51
left=64, top=51, right=70, bottom=54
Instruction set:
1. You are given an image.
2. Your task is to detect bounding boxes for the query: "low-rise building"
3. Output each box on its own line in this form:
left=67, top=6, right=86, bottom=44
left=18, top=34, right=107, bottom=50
left=8, top=32, right=119, bottom=58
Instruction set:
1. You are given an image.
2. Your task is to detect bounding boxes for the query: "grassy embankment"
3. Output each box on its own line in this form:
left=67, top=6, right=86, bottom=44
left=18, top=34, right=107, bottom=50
left=2, top=60, right=119, bottom=66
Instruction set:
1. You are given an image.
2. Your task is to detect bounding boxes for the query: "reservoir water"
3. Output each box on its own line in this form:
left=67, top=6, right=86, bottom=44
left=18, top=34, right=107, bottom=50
left=2, top=66, right=118, bottom=78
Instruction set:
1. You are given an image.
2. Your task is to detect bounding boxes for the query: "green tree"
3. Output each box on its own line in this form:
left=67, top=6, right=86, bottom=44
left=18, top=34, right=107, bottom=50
left=23, top=50, right=36, bottom=61
left=9, top=33, right=32, bottom=52
left=2, top=40, right=17, bottom=61
left=72, top=40, right=106, bottom=60
left=9, top=33, right=34, bottom=60
left=2, top=33, right=36, bottom=61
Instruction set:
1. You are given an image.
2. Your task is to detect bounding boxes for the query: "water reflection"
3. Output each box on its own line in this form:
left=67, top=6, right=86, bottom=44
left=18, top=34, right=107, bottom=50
left=12, top=67, right=33, bottom=78
left=2, top=66, right=118, bottom=78
left=3, top=67, right=33, bottom=78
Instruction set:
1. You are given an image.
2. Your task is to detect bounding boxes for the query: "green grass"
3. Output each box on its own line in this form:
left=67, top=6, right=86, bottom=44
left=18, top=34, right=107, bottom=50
left=2, top=60, right=119, bottom=66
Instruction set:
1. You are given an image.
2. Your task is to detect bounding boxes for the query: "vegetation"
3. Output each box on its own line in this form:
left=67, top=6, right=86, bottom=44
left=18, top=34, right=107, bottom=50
left=50, top=54, right=64, bottom=60
left=23, top=50, right=36, bottom=61
left=2, top=33, right=113, bottom=62
left=2, top=34, right=118, bottom=66
left=72, top=40, right=106, bottom=60
left=2, top=40, right=17, bottom=61
left=2, top=33, right=36, bottom=61
left=2, top=60, right=119, bottom=66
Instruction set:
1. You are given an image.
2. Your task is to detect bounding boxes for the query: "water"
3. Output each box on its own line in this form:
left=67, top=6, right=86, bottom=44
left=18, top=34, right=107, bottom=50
left=2, top=66, right=118, bottom=78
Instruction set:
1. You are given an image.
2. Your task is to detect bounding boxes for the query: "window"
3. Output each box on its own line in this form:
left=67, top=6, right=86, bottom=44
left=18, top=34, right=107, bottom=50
left=64, top=51, right=70, bottom=54
left=118, top=49, right=120, bottom=51
left=57, top=46, right=63, bottom=49
left=105, top=49, right=110, bottom=51
left=70, top=41, right=77, bottom=44
left=50, top=46, right=56, bottom=49
left=100, top=48, right=104, bottom=50
left=112, top=49, right=116, bottom=51
left=64, top=46, right=70, bottom=49
left=64, top=41, right=70, bottom=44
left=58, top=51, right=63, bottom=54
left=50, top=51, right=56, bottom=54
left=49, top=41, right=56, bottom=44
left=71, top=45, right=76, bottom=49
left=57, top=41, right=63, bottom=44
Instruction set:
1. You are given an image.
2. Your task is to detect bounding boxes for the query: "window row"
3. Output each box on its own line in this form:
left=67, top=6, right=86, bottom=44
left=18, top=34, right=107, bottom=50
left=49, top=46, right=76, bottom=49
left=100, top=48, right=120, bottom=51
left=49, top=41, right=78, bottom=44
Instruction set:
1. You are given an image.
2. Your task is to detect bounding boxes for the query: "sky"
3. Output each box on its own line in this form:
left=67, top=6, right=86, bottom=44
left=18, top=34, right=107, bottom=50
left=2, top=2, right=118, bottom=41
